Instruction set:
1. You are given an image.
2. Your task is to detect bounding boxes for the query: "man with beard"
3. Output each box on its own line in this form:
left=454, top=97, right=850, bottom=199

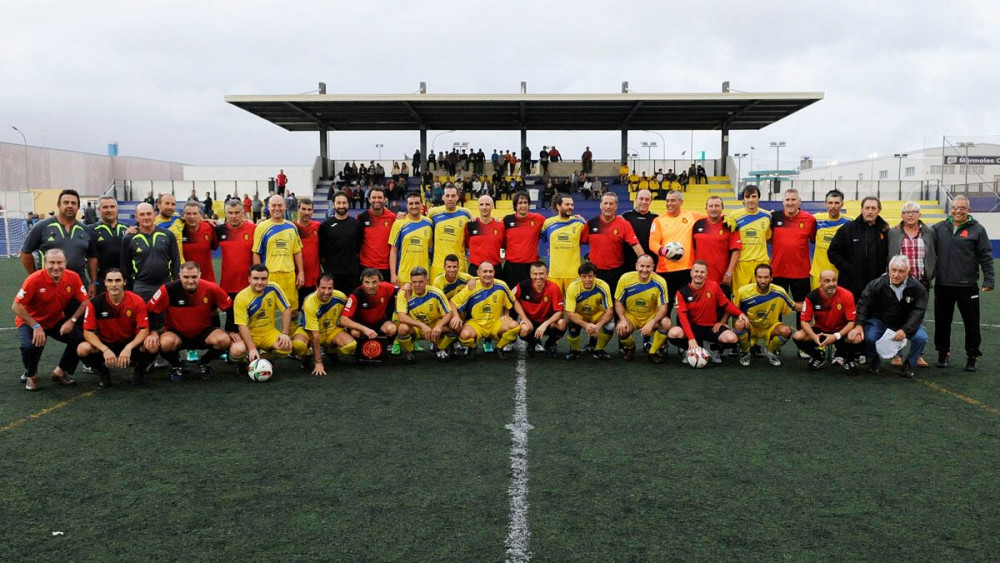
left=319, top=191, right=363, bottom=293
left=358, top=187, right=396, bottom=281
left=21, top=189, right=94, bottom=280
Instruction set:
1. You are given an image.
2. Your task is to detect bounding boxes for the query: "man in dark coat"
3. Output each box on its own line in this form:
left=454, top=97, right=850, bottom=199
left=828, top=196, right=890, bottom=300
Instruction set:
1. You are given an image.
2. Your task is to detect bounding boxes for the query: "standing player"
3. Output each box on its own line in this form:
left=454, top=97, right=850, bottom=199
left=340, top=268, right=399, bottom=341
left=586, top=192, right=643, bottom=295
left=726, top=185, right=772, bottom=294
left=388, top=192, right=434, bottom=286
left=427, top=183, right=473, bottom=279
left=622, top=189, right=658, bottom=259
left=501, top=191, right=546, bottom=287
left=666, top=260, right=748, bottom=363
left=252, top=194, right=305, bottom=313
left=88, top=195, right=129, bottom=296
left=216, top=198, right=256, bottom=334
left=233, top=264, right=308, bottom=366
left=146, top=262, right=237, bottom=382
left=466, top=195, right=505, bottom=275
left=20, top=189, right=94, bottom=280
left=450, top=261, right=522, bottom=359
left=78, top=269, right=157, bottom=387
left=180, top=201, right=219, bottom=283
left=433, top=254, right=474, bottom=300
left=810, top=189, right=850, bottom=289
left=792, top=269, right=864, bottom=373
left=294, top=197, right=322, bottom=307
left=154, top=193, right=186, bottom=263
left=358, top=187, right=397, bottom=281
left=564, top=262, right=616, bottom=361
left=543, top=195, right=589, bottom=295
left=513, top=262, right=567, bottom=355
left=735, top=264, right=796, bottom=367
left=691, top=196, right=741, bottom=295
left=319, top=191, right=363, bottom=292
left=293, top=273, right=357, bottom=375
left=122, top=203, right=180, bottom=300
left=769, top=188, right=816, bottom=316
left=614, top=254, right=672, bottom=363
left=649, top=190, right=703, bottom=314
left=395, top=266, right=458, bottom=363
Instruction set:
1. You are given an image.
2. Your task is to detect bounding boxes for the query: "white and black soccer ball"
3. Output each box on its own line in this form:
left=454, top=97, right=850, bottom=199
left=248, top=358, right=273, bottom=382
left=685, top=347, right=710, bottom=369
left=663, top=241, right=685, bottom=261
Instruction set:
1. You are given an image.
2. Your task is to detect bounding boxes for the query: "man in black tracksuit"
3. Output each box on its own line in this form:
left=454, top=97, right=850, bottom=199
left=931, top=196, right=995, bottom=371
left=828, top=196, right=890, bottom=300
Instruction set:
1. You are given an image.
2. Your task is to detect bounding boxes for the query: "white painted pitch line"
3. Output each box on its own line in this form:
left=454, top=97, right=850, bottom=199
left=505, top=340, right=533, bottom=563
left=924, top=319, right=1000, bottom=329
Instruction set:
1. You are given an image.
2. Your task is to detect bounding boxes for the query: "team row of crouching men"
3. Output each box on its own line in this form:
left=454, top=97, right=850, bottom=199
left=15, top=242, right=938, bottom=390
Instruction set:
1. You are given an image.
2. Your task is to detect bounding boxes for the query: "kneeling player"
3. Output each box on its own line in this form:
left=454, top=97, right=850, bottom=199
left=614, top=254, right=672, bottom=363
left=293, top=274, right=357, bottom=376
left=396, top=266, right=458, bottom=363
left=340, top=269, right=399, bottom=341
left=78, top=269, right=157, bottom=387
left=450, top=261, right=522, bottom=359
left=233, top=264, right=308, bottom=367
left=433, top=253, right=474, bottom=300
left=792, top=269, right=864, bottom=373
left=564, top=262, right=615, bottom=361
left=735, top=263, right=798, bottom=366
left=513, top=261, right=567, bottom=355
left=147, top=262, right=238, bottom=382
left=667, top=260, right=749, bottom=363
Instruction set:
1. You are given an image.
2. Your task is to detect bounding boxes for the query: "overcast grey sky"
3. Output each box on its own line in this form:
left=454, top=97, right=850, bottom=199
left=3, top=1, right=998, bottom=169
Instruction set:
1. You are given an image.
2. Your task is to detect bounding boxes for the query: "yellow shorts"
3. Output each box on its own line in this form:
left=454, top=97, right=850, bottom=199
left=270, top=271, right=298, bottom=311
left=622, top=311, right=655, bottom=331
left=252, top=329, right=290, bottom=357
left=748, top=323, right=782, bottom=343
left=574, top=309, right=610, bottom=326
left=293, top=326, right=343, bottom=349
left=550, top=277, right=574, bottom=296
left=733, top=261, right=768, bottom=294
left=465, top=318, right=504, bottom=340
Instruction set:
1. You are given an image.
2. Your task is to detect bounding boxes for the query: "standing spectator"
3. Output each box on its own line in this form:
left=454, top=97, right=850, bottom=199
left=931, top=195, right=994, bottom=371
left=521, top=145, right=532, bottom=177
left=623, top=189, right=659, bottom=258
left=428, top=151, right=437, bottom=171
left=618, top=162, right=629, bottom=184
left=412, top=150, right=421, bottom=176
left=251, top=193, right=262, bottom=222
left=285, top=191, right=297, bottom=221
left=87, top=195, right=129, bottom=296
left=243, top=193, right=252, bottom=217
left=581, top=146, right=593, bottom=173
left=13, top=248, right=88, bottom=390
left=276, top=169, right=288, bottom=196
left=83, top=201, right=98, bottom=225
left=476, top=148, right=486, bottom=175
left=491, top=150, right=500, bottom=173
left=828, top=196, right=890, bottom=301
left=549, top=146, right=561, bottom=162
left=696, top=164, right=708, bottom=184
left=539, top=146, right=550, bottom=176
left=203, top=192, right=214, bottom=216
left=20, top=189, right=94, bottom=281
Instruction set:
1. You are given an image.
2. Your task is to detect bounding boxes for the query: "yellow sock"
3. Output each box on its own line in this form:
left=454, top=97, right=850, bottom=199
left=738, top=331, right=751, bottom=352
left=567, top=332, right=581, bottom=352
left=398, top=335, right=414, bottom=352
left=292, top=339, right=309, bottom=357
left=767, top=335, right=787, bottom=354
left=337, top=340, right=357, bottom=355
left=496, top=326, right=520, bottom=349
left=650, top=329, right=668, bottom=354
left=460, top=336, right=478, bottom=348
left=596, top=328, right=613, bottom=351
left=438, top=335, right=456, bottom=350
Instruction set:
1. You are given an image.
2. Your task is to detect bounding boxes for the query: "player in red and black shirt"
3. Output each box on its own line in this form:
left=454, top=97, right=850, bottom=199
left=78, top=269, right=156, bottom=387
left=13, top=248, right=89, bottom=390
left=692, top=196, right=741, bottom=296
left=340, top=268, right=399, bottom=339
left=146, top=262, right=235, bottom=381
left=501, top=191, right=546, bottom=287
left=792, top=269, right=864, bottom=372
left=513, top=262, right=567, bottom=355
left=295, top=198, right=322, bottom=307
left=770, top=189, right=817, bottom=304
left=467, top=195, right=505, bottom=274
left=667, top=260, right=749, bottom=362
left=216, top=199, right=256, bottom=332
left=357, top=187, right=396, bottom=281
left=181, top=201, right=219, bottom=283
left=586, top=192, right=643, bottom=294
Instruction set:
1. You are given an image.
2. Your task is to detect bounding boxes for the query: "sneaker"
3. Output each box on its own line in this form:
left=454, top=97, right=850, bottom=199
left=544, top=344, right=558, bottom=357
left=404, top=351, right=415, bottom=364
left=221, top=353, right=229, bottom=363
left=21, top=370, right=28, bottom=383
left=170, top=367, right=184, bottom=383
left=622, top=347, right=635, bottom=362
left=98, top=371, right=112, bottom=388
left=642, top=339, right=652, bottom=353
left=391, top=341, right=401, bottom=355
left=435, top=349, right=450, bottom=361
left=495, top=347, right=507, bottom=361
left=199, top=364, right=214, bottom=380
left=592, top=349, right=613, bottom=361
left=186, top=350, right=200, bottom=363
left=936, top=353, right=950, bottom=368
left=751, top=345, right=764, bottom=358
left=483, top=340, right=494, bottom=353
left=153, top=356, right=169, bottom=369
left=901, top=361, right=915, bottom=379
left=765, top=351, right=781, bottom=366
left=25, top=375, right=38, bottom=391
left=965, top=357, right=978, bottom=372
left=710, top=350, right=722, bottom=364
left=533, top=343, right=546, bottom=353
left=81, top=364, right=96, bottom=374
left=583, top=343, right=595, bottom=353
left=414, top=342, right=425, bottom=352
left=807, top=356, right=826, bottom=371
left=845, top=360, right=860, bottom=376
left=831, top=356, right=845, bottom=366
left=856, top=355, right=867, bottom=365
left=798, top=350, right=811, bottom=359
left=564, top=350, right=582, bottom=361
left=648, top=351, right=664, bottom=364
left=739, top=353, right=752, bottom=367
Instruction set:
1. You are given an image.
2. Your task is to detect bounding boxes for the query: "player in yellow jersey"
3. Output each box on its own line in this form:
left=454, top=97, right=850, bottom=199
left=564, top=262, right=616, bottom=361
left=252, top=195, right=304, bottom=311
left=292, top=273, right=357, bottom=376
left=154, top=193, right=185, bottom=263
left=427, top=184, right=473, bottom=280
left=614, top=254, right=672, bottom=363
left=735, top=263, right=797, bottom=367
left=542, top=195, right=589, bottom=295
left=389, top=192, right=434, bottom=286
left=726, top=184, right=772, bottom=291
left=449, top=261, right=524, bottom=360
left=811, top=189, right=850, bottom=289
left=232, top=264, right=309, bottom=370
left=395, top=266, right=459, bottom=363
left=433, top=254, right=474, bottom=300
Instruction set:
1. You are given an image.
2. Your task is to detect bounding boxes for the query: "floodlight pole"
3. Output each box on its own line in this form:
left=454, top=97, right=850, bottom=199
left=12, top=126, right=28, bottom=190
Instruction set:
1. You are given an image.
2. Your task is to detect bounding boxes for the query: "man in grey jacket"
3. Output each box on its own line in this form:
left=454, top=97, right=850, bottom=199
left=931, top=195, right=994, bottom=372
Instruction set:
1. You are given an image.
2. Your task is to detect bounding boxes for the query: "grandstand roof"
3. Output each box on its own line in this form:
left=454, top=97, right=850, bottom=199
left=224, top=92, right=824, bottom=132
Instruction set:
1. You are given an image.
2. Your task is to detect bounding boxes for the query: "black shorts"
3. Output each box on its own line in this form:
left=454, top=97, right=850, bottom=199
left=224, top=293, right=238, bottom=333
left=298, top=286, right=316, bottom=309
left=689, top=324, right=726, bottom=345
left=773, top=277, right=811, bottom=302
left=175, top=326, right=218, bottom=351
left=502, top=261, right=533, bottom=287
left=595, top=265, right=628, bottom=295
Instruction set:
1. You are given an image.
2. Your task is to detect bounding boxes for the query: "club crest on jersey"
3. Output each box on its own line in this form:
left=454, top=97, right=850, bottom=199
left=493, top=228, right=499, bottom=236
left=613, top=228, right=619, bottom=236
left=65, top=286, right=72, bottom=293
left=719, top=229, right=724, bottom=236
left=203, top=296, right=209, bottom=304
left=706, top=291, right=712, bottom=299
left=836, top=303, right=843, bottom=310
left=243, top=233, right=250, bottom=240
left=799, top=222, right=805, bottom=229
left=383, top=221, right=389, bottom=227
left=126, top=309, right=133, bottom=317
left=682, top=218, right=688, bottom=224
left=204, top=234, right=210, bottom=240
left=543, top=296, right=549, bottom=302
left=530, top=220, right=536, bottom=227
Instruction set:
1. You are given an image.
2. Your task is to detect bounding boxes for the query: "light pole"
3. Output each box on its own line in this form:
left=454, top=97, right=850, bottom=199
left=628, top=148, right=640, bottom=173
left=769, top=141, right=785, bottom=171
left=868, top=152, right=878, bottom=180
left=375, top=143, right=383, bottom=160
left=893, top=153, right=908, bottom=181
left=958, top=142, right=975, bottom=187
left=734, top=153, right=748, bottom=183
left=643, top=130, right=666, bottom=159
left=749, top=146, right=755, bottom=177
left=827, top=161, right=838, bottom=181
left=11, top=126, right=28, bottom=190
left=640, top=141, right=658, bottom=162
left=431, top=130, right=455, bottom=153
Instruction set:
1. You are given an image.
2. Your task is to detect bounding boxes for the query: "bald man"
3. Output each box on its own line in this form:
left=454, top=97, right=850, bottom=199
left=252, top=194, right=305, bottom=311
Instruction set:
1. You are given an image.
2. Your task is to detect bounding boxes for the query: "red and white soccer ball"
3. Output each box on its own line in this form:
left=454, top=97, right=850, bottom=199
left=663, top=241, right=685, bottom=261
left=248, top=358, right=273, bottom=382
left=685, top=347, right=710, bottom=369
